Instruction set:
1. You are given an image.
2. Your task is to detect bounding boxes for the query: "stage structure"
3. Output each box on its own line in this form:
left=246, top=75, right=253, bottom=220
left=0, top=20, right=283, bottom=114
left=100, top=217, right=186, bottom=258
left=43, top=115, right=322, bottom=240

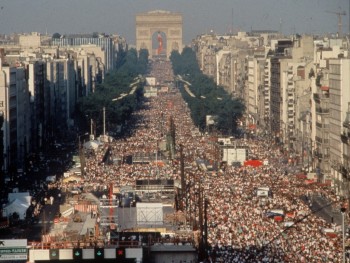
left=136, top=203, right=163, bottom=225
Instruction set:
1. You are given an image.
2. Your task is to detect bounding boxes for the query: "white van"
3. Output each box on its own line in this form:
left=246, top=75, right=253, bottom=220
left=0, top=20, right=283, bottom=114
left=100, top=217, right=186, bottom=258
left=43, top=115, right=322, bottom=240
left=257, top=187, right=270, bottom=197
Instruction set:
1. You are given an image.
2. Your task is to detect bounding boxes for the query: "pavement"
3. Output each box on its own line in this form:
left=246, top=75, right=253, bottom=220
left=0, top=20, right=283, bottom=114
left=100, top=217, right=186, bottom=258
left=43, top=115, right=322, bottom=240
left=301, top=194, right=343, bottom=226
left=312, top=195, right=343, bottom=225
left=26, top=189, right=63, bottom=241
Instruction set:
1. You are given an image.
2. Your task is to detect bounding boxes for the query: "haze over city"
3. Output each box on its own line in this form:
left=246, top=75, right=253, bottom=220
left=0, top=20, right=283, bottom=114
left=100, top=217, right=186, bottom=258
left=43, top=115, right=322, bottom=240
left=2, top=0, right=350, bottom=262
left=0, top=0, right=348, bottom=44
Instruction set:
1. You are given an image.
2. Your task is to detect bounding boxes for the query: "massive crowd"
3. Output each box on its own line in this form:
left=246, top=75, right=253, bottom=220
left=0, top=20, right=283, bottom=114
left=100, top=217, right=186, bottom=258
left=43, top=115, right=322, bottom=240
left=58, top=59, right=344, bottom=262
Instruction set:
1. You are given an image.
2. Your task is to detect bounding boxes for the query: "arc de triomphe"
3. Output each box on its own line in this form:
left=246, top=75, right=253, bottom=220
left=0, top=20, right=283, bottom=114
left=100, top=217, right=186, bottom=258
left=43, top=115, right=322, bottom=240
left=136, top=10, right=183, bottom=59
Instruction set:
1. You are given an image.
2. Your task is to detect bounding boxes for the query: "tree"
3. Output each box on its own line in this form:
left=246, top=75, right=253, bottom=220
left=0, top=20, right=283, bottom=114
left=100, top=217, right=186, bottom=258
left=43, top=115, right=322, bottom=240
left=52, top=32, right=61, bottom=39
left=77, top=48, right=148, bottom=135
left=170, top=48, right=245, bottom=135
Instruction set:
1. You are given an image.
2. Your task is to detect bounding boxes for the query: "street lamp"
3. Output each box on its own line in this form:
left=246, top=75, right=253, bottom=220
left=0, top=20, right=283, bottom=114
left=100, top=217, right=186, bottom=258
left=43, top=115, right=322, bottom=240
left=78, top=132, right=89, bottom=146
left=341, top=207, right=346, bottom=263
left=78, top=132, right=88, bottom=176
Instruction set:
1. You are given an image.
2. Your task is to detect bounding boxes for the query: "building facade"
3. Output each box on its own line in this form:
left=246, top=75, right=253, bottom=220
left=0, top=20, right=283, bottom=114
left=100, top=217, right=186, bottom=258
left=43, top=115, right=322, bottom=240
left=0, top=63, right=30, bottom=173
left=52, top=35, right=115, bottom=72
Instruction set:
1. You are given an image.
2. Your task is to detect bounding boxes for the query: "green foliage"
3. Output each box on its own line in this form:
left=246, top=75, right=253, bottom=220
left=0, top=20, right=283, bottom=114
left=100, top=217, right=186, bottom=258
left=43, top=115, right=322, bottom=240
left=171, top=48, right=245, bottom=135
left=52, top=32, right=61, bottom=39
left=77, top=48, right=148, bottom=135
left=170, top=47, right=200, bottom=76
left=115, top=48, right=127, bottom=69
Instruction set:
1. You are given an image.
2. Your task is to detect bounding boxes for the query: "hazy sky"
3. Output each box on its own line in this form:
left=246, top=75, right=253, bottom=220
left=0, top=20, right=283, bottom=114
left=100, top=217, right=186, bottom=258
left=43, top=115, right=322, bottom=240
left=0, top=0, right=348, bottom=45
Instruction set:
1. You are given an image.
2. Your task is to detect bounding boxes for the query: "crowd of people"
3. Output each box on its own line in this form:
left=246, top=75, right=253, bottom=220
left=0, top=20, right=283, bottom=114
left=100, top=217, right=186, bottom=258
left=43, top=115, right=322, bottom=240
left=198, top=143, right=343, bottom=262
left=58, top=59, right=344, bottom=262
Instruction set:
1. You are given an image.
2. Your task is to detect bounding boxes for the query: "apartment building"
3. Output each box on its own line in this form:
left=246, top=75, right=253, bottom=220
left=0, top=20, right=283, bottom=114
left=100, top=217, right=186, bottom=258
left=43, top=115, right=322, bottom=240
left=0, top=44, right=98, bottom=175
left=342, top=106, right=350, bottom=193
left=247, top=48, right=266, bottom=131
left=312, top=43, right=343, bottom=183
left=26, top=60, right=47, bottom=151
left=52, top=35, right=116, bottom=72
left=269, top=36, right=315, bottom=159
left=194, top=33, right=255, bottom=98
left=195, top=31, right=350, bottom=198
left=328, top=58, right=350, bottom=194
left=18, top=32, right=51, bottom=48
left=46, top=58, right=76, bottom=137
left=269, top=39, right=293, bottom=142
left=262, top=58, right=271, bottom=131
left=0, top=62, right=30, bottom=173
left=0, top=32, right=128, bottom=181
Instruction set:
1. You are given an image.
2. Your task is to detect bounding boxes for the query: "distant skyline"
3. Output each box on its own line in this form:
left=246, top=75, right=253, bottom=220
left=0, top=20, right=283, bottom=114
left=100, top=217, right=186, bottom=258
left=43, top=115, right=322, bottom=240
left=0, top=0, right=348, bottom=45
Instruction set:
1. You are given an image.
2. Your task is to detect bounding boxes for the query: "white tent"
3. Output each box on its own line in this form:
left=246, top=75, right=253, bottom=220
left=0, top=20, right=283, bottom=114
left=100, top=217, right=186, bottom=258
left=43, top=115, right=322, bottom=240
left=83, top=140, right=102, bottom=150
left=2, top=199, right=30, bottom=220
left=8, top=192, right=31, bottom=205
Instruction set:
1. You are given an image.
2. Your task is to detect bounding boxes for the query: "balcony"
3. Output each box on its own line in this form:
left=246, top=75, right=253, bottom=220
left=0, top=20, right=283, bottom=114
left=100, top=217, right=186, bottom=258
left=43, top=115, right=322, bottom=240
left=316, top=107, right=329, bottom=114
left=344, top=119, right=350, bottom=129
left=340, top=165, right=349, bottom=179
left=316, top=122, right=329, bottom=129
left=313, top=93, right=320, bottom=101
left=316, top=136, right=329, bottom=144
left=340, top=132, right=349, bottom=144
left=313, top=92, right=329, bottom=102
left=314, top=151, right=322, bottom=159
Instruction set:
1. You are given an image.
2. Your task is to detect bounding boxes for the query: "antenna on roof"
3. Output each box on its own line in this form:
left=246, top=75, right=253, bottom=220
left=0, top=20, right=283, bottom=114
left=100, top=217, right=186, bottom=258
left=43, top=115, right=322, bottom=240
left=326, top=9, right=346, bottom=37
left=279, top=18, right=283, bottom=35
left=231, top=8, right=234, bottom=35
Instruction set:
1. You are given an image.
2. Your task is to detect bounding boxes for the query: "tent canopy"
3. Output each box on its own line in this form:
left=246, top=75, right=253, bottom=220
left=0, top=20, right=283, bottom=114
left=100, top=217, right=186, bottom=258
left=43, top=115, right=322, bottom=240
left=83, top=140, right=102, bottom=150
left=2, top=198, right=30, bottom=220
left=8, top=192, right=31, bottom=205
